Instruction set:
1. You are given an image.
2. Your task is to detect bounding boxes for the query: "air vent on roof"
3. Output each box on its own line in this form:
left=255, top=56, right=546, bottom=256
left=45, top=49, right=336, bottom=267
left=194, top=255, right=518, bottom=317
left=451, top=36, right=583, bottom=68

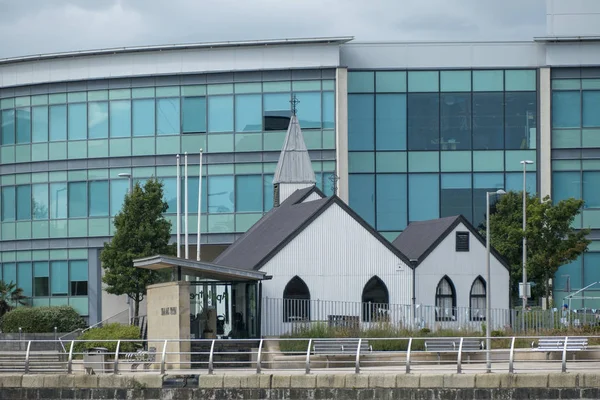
left=273, top=183, right=280, bottom=207
left=456, top=232, right=469, bottom=252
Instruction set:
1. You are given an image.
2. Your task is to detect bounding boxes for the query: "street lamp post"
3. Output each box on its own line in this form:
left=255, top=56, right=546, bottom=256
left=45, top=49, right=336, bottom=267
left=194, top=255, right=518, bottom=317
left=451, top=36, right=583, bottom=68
left=520, top=161, right=534, bottom=326
left=117, top=172, right=133, bottom=325
left=486, top=189, right=506, bottom=373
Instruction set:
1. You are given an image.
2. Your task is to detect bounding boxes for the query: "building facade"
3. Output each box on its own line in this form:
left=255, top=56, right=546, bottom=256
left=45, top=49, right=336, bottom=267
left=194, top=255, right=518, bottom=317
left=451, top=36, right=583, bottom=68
left=1, top=1, right=600, bottom=321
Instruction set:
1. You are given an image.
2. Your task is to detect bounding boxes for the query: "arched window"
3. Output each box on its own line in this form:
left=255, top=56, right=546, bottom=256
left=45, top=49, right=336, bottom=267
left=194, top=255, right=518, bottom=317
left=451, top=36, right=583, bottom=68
left=362, top=276, right=389, bottom=322
left=283, top=276, right=310, bottom=322
left=470, top=277, right=486, bottom=321
left=435, top=276, right=456, bottom=321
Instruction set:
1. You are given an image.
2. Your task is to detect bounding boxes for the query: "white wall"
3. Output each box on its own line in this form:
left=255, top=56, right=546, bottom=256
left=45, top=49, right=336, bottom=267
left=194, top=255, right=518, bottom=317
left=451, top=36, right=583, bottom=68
left=547, top=0, right=600, bottom=37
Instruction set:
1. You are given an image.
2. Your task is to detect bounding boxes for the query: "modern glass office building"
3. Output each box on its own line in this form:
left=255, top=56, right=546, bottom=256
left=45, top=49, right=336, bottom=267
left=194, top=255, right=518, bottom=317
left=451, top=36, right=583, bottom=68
left=1, top=0, right=600, bottom=320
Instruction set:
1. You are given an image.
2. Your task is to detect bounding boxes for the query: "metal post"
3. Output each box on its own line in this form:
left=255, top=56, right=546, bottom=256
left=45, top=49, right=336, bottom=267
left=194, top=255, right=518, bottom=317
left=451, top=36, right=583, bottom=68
left=457, top=337, right=464, bottom=374
left=67, top=340, right=75, bottom=374
left=196, top=149, right=203, bottom=261
left=114, top=340, right=121, bottom=374
left=184, top=152, right=189, bottom=260
left=405, top=338, right=412, bottom=374
left=486, top=192, right=491, bottom=373
left=508, top=337, right=516, bottom=373
left=208, top=339, right=216, bottom=375
left=176, top=154, right=181, bottom=258
left=24, top=341, right=31, bottom=373
left=160, top=340, right=168, bottom=374
left=305, top=339, right=313, bottom=374
left=355, top=338, right=362, bottom=374
left=521, top=160, right=533, bottom=327
left=256, top=339, right=264, bottom=374
left=562, top=336, right=569, bottom=373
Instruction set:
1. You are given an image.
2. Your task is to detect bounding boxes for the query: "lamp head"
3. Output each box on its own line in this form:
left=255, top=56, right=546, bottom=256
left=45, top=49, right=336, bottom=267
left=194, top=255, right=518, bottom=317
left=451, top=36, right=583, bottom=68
left=496, top=189, right=506, bottom=195
left=118, top=173, right=131, bottom=178
left=520, top=160, right=534, bottom=165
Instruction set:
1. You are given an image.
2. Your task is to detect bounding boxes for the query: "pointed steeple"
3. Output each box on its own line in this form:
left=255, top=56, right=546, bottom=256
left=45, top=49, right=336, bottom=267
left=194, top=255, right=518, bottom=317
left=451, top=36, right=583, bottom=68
left=272, top=95, right=316, bottom=206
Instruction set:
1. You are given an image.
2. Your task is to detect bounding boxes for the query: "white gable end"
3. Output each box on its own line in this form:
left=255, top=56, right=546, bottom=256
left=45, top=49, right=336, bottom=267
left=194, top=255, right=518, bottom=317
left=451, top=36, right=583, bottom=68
left=260, top=203, right=412, bottom=306
left=302, top=191, right=324, bottom=202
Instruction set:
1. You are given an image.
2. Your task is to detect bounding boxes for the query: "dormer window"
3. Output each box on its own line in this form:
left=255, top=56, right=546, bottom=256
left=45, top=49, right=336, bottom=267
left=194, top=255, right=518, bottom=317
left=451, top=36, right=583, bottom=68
left=456, top=231, right=469, bottom=252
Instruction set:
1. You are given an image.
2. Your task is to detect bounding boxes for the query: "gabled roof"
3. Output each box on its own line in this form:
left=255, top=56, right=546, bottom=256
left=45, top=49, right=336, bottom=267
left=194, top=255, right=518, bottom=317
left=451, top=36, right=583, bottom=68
left=273, top=115, right=316, bottom=185
left=214, top=186, right=411, bottom=270
left=391, top=215, right=510, bottom=271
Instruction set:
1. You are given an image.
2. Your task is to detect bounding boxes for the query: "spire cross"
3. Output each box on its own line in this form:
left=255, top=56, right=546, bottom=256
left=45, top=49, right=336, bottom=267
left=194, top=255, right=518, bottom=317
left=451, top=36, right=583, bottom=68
left=290, top=95, right=300, bottom=115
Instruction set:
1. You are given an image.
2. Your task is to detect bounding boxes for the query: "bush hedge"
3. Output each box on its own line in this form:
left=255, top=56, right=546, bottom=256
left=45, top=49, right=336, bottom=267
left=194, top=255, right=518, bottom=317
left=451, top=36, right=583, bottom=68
left=1, top=306, right=86, bottom=333
left=73, top=323, right=141, bottom=354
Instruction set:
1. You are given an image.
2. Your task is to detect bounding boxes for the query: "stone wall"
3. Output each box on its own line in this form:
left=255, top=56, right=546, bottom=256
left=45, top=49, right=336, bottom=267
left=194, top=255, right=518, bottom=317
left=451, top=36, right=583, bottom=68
left=1, top=372, right=600, bottom=399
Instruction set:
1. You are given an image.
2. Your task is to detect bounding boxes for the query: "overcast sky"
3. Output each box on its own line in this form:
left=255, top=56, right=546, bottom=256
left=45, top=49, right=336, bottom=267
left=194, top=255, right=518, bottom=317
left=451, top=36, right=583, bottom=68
left=0, top=0, right=546, bottom=59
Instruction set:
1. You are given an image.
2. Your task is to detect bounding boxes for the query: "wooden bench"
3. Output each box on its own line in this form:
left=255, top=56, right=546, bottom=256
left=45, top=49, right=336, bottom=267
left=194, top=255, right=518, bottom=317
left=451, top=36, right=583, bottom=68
left=124, top=346, right=156, bottom=370
left=424, top=338, right=484, bottom=363
left=532, top=337, right=587, bottom=359
left=313, top=339, right=372, bottom=368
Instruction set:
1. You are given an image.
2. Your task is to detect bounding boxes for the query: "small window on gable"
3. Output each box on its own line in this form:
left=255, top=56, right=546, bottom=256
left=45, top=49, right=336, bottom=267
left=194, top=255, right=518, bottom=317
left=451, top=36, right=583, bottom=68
left=456, top=231, right=469, bottom=252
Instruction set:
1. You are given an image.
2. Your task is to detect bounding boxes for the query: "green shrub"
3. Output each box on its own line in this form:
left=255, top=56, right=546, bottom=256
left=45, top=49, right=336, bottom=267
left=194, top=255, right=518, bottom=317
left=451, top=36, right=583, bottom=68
left=73, top=323, right=141, bottom=354
left=1, top=306, right=85, bottom=333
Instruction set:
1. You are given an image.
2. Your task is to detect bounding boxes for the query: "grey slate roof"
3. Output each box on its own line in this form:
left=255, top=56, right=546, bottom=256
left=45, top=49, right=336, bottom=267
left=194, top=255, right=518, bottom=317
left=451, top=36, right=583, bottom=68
left=273, top=115, right=316, bottom=184
left=214, top=186, right=327, bottom=270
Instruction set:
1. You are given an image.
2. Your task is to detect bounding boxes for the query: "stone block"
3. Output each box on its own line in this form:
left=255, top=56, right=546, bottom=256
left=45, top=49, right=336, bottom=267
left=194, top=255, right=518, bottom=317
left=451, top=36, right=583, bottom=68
left=271, top=374, right=291, bottom=388
left=419, top=374, right=443, bottom=388
left=0, top=374, right=23, bottom=388
left=131, top=374, right=164, bottom=389
left=443, top=373, right=475, bottom=388
left=369, top=374, right=396, bottom=388
left=290, top=374, right=316, bottom=388
left=316, top=374, right=346, bottom=388
left=345, top=373, right=369, bottom=389
left=547, top=372, right=578, bottom=388
left=42, top=374, right=71, bottom=388
left=198, top=374, right=224, bottom=388
left=223, top=375, right=242, bottom=388
left=21, top=375, right=45, bottom=388
left=396, top=374, right=420, bottom=388
left=241, top=374, right=271, bottom=389
left=475, top=373, right=502, bottom=388
left=98, top=374, right=130, bottom=388
left=583, top=373, right=600, bottom=387
left=514, top=373, right=548, bottom=388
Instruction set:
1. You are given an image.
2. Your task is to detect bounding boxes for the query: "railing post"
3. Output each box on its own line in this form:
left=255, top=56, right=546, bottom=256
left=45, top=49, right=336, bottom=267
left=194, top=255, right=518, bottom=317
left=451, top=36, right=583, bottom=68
left=405, top=338, right=412, bottom=374
left=456, top=337, right=464, bottom=374
left=508, top=337, right=516, bottom=374
left=562, top=336, right=569, bottom=373
left=113, top=340, right=121, bottom=374
left=305, top=339, right=313, bottom=374
left=355, top=338, right=362, bottom=374
left=208, top=339, right=216, bottom=375
left=54, top=327, right=58, bottom=351
left=256, top=339, right=264, bottom=374
left=24, top=341, right=31, bottom=374
left=18, top=327, right=22, bottom=351
left=67, top=340, right=75, bottom=374
left=160, top=340, right=168, bottom=374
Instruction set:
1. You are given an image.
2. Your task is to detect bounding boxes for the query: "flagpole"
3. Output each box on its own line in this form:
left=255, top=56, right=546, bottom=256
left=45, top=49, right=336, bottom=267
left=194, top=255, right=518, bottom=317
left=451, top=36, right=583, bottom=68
left=176, top=154, right=181, bottom=258
left=197, top=149, right=203, bottom=261
left=184, top=152, right=189, bottom=260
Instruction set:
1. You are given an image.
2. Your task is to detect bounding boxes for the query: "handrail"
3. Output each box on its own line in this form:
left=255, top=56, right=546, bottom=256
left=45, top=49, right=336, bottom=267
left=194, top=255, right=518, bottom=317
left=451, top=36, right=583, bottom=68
left=456, top=337, right=464, bottom=374
left=256, top=339, right=264, bottom=374
left=58, top=308, right=129, bottom=353
left=562, top=336, right=569, bottom=373
left=354, top=338, right=362, bottom=374
left=208, top=339, right=216, bottom=375
left=24, top=340, right=31, bottom=373
left=67, top=340, right=74, bottom=374
left=160, top=340, right=168, bottom=374
left=508, top=337, right=516, bottom=373
left=405, top=337, right=412, bottom=374
left=305, top=338, right=313, bottom=374
left=113, top=340, right=121, bottom=374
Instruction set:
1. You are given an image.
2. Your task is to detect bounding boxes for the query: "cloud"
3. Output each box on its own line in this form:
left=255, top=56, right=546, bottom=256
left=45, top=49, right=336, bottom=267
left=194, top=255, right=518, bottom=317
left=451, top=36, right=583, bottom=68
left=0, top=0, right=545, bottom=59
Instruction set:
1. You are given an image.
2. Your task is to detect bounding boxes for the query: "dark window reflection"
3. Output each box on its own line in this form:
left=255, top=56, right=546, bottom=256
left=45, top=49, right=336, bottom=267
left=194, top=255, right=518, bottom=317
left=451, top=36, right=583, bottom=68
left=408, top=94, right=440, bottom=150
left=441, top=93, right=471, bottom=150
left=505, top=92, right=537, bottom=149
left=473, top=93, right=504, bottom=150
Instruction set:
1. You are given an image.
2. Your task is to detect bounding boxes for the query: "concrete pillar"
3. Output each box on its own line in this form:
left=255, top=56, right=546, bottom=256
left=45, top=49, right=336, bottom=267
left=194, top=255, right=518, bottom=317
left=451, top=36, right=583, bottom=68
left=539, top=67, right=552, bottom=199
left=146, top=281, right=191, bottom=370
left=335, top=67, right=349, bottom=203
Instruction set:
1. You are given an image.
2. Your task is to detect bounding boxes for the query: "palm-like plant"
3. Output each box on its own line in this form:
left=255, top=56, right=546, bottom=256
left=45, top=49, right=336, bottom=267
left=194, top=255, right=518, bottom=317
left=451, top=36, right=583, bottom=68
left=0, top=281, right=28, bottom=318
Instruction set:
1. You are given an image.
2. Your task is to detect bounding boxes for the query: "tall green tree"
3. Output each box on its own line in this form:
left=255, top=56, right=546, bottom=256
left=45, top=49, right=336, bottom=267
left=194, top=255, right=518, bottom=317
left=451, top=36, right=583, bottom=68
left=100, top=178, right=176, bottom=318
left=482, top=191, right=590, bottom=302
left=0, top=281, right=28, bottom=318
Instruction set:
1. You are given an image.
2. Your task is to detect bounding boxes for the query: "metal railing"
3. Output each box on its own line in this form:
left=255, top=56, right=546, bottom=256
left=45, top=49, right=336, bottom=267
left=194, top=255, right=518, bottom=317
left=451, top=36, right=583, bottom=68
left=2, top=335, right=599, bottom=375
left=58, top=308, right=130, bottom=353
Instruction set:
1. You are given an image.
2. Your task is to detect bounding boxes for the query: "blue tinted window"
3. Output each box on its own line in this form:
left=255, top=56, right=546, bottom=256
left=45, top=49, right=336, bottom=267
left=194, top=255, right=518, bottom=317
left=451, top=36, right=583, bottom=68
left=263, top=174, right=274, bottom=211
left=16, top=185, right=31, bottom=220
left=50, top=261, right=68, bottom=296
left=349, top=174, right=375, bottom=227
left=70, top=260, right=88, bottom=296
left=1, top=186, right=15, bottom=221
left=110, top=179, right=128, bottom=216
left=348, top=94, right=374, bottom=151
left=162, top=177, right=178, bottom=213
left=208, top=96, right=233, bottom=133
left=584, top=253, right=600, bottom=287
left=296, top=92, right=321, bottom=129
left=321, top=172, right=335, bottom=197
left=181, top=176, right=207, bottom=214
left=441, top=174, right=472, bottom=220
left=263, top=93, right=291, bottom=131
left=50, top=182, right=67, bottom=219
left=157, top=98, right=180, bottom=135
left=68, top=182, right=87, bottom=218
left=376, top=94, right=406, bottom=151
left=506, top=92, right=537, bottom=149
left=32, top=183, right=49, bottom=220
left=552, top=91, right=581, bottom=128
left=88, top=102, right=109, bottom=139
left=17, top=263, right=32, bottom=297
left=3, top=263, right=16, bottom=286
left=132, top=99, right=155, bottom=137
left=235, top=94, right=262, bottom=132
left=110, top=100, right=131, bottom=137
left=323, top=92, right=335, bottom=129
left=2, top=109, right=15, bottom=145
left=89, top=181, right=109, bottom=217
left=473, top=173, right=505, bottom=227
left=583, top=171, right=600, bottom=208
left=440, top=93, right=471, bottom=150
left=32, top=106, right=48, bottom=143
left=376, top=174, right=407, bottom=231
left=182, top=97, right=206, bottom=133
left=208, top=176, right=234, bottom=213
left=583, top=91, right=600, bottom=128
left=348, top=71, right=374, bottom=93
left=235, top=175, right=262, bottom=212
left=67, top=103, right=87, bottom=140
left=16, top=108, right=31, bottom=144
left=33, top=261, right=49, bottom=297
left=49, top=105, right=67, bottom=141
left=409, top=174, right=439, bottom=221
left=473, top=92, right=504, bottom=150
left=408, top=93, right=440, bottom=151
left=555, top=257, right=582, bottom=292
left=506, top=172, right=537, bottom=194
left=553, top=172, right=581, bottom=202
